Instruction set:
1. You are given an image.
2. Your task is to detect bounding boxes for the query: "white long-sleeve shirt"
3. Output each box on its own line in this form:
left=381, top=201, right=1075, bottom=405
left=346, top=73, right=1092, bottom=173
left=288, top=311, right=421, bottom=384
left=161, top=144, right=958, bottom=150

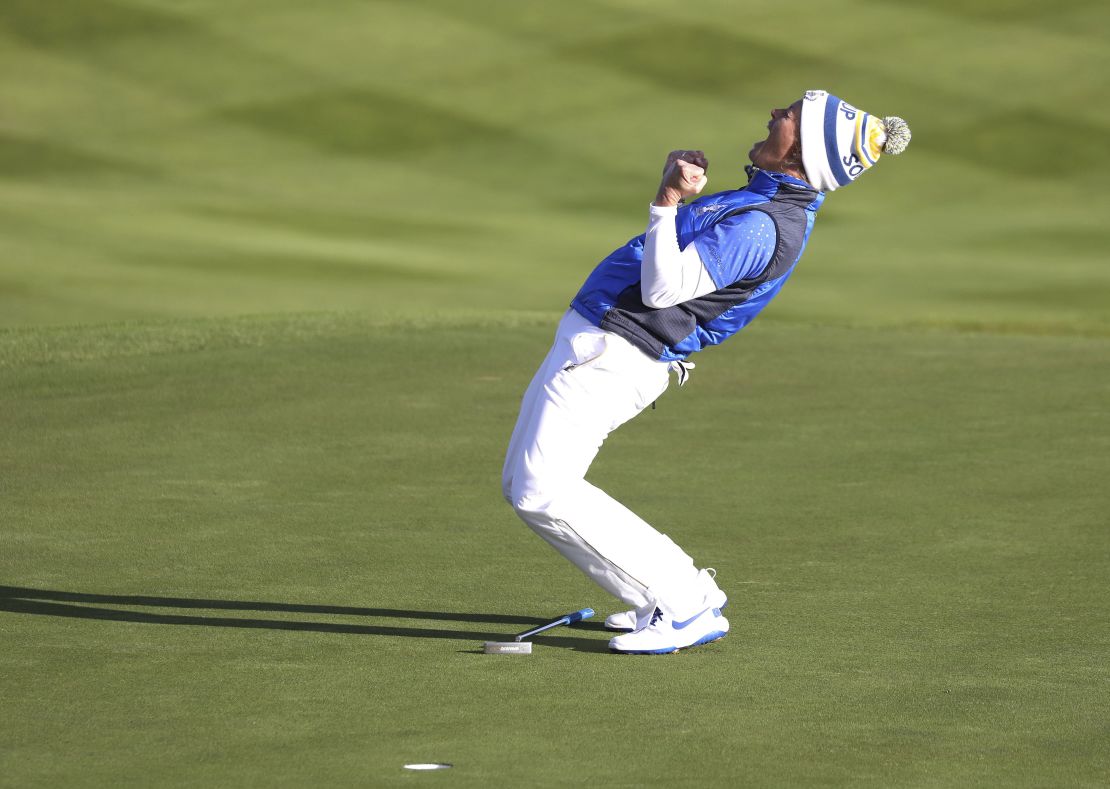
left=640, top=203, right=777, bottom=308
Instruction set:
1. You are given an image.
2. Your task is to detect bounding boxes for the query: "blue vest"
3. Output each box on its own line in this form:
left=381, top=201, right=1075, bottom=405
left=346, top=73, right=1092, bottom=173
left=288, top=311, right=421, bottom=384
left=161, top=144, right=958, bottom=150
left=570, top=170, right=824, bottom=362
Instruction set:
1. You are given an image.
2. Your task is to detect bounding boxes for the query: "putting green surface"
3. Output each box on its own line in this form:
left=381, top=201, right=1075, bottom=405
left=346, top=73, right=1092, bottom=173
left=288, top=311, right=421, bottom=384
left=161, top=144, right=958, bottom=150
left=2, top=315, right=1107, bottom=787
left=2, top=0, right=1109, bottom=786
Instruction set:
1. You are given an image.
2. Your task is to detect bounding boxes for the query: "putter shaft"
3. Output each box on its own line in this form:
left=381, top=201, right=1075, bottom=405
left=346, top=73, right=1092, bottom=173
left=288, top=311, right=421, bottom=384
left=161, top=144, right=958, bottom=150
left=513, top=607, right=594, bottom=641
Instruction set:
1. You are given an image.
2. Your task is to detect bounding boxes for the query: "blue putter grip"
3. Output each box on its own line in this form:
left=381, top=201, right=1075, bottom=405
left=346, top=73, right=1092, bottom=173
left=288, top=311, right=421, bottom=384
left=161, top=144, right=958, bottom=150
left=566, top=608, right=594, bottom=624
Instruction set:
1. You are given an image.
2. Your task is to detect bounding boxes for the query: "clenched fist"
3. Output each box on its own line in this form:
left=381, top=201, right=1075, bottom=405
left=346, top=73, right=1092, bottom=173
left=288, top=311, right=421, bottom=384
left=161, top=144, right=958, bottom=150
left=654, top=149, right=709, bottom=207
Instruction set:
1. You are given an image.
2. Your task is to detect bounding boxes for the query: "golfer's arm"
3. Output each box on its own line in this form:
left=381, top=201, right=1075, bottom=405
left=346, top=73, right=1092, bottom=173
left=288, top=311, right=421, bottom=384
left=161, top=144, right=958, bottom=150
left=641, top=205, right=717, bottom=308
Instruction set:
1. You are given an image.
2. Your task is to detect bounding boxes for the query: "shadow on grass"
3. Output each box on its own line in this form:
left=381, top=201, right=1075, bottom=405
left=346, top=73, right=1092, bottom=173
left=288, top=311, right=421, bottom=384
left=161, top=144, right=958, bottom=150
left=0, top=586, right=610, bottom=653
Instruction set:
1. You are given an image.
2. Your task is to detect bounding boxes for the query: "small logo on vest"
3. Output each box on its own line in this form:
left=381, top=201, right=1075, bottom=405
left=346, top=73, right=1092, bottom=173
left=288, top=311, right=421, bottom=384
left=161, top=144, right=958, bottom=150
left=695, top=204, right=727, bottom=216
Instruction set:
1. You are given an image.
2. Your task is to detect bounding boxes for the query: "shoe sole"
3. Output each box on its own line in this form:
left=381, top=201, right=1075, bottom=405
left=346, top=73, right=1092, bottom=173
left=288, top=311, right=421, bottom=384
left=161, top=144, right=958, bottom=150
left=603, top=599, right=729, bottom=632
left=608, top=628, right=729, bottom=655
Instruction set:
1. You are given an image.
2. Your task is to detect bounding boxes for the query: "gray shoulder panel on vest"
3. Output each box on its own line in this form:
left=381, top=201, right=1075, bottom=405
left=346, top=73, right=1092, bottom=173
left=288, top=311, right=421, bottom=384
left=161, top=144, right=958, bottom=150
left=599, top=182, right=814, bottom=359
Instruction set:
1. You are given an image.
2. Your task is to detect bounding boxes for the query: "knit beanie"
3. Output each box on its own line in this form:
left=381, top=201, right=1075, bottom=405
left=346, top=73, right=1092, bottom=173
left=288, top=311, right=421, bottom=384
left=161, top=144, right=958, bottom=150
left=799, top=89, right=911, bottom=192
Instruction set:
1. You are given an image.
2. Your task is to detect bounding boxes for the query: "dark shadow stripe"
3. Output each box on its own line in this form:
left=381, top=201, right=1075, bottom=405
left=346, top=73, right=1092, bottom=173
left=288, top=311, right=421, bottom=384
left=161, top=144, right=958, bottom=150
left=216, top=88, right=530, bottom=157
left=0, top=0, right=197, bottom=46
left=0, top=585, right=543, bottom=625
left=0, top=595, right=610, bottom=652
left=0, top=132, right=150, bottom=178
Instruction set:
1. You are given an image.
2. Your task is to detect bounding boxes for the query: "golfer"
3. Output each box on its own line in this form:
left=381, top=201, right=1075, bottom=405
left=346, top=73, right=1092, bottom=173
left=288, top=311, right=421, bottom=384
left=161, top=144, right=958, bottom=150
left=502, top=90, right=911, bottom=654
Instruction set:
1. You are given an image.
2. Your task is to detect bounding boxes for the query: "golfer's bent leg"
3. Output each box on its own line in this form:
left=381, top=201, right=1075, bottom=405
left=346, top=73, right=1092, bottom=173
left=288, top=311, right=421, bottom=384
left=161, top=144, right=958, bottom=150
left=504, top=312, right=703, bottom=616
left=501, top=341, right=560, bottom=503
left=512, top=485, right=656, bottom=612
left=512, top=479, right=702, bottom=615
left=502, top=309, right=599, bottom=503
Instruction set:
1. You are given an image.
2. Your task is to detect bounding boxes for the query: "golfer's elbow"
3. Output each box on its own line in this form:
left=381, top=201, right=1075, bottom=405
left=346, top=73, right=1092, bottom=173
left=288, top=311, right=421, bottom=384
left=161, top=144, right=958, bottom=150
left=641, top=283, right=682, bottom=309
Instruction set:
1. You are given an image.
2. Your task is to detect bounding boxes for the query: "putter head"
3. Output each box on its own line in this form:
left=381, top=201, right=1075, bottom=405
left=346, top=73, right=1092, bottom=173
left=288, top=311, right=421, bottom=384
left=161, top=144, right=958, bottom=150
left=483, top=641, right=532, bottom=655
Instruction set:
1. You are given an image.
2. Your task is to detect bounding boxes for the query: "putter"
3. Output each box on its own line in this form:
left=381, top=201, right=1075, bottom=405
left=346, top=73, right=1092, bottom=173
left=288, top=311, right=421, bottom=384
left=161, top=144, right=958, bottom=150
left=483, top=607, right=594, bottom=654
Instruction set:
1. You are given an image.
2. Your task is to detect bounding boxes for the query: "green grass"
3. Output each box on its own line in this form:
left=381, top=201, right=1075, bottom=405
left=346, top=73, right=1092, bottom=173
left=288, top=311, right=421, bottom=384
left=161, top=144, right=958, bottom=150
left=2, top=0, right=1109, bottom=785
left=2, top=315, right=1107, bottom=786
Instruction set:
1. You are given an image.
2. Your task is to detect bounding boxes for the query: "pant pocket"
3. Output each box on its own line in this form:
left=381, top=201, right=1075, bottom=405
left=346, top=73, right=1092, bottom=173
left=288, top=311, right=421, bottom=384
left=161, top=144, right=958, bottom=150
left=562, top=331, right=609, bottom=372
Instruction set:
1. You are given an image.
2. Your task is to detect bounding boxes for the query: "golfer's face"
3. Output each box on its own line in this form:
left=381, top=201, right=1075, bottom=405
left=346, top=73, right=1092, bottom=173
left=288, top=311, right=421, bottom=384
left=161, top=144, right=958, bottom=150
left=749, top=100, right=802, bottom=168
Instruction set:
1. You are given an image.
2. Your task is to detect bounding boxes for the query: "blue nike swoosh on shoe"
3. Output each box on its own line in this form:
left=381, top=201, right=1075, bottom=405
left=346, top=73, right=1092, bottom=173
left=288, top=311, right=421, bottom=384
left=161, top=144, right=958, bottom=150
left=670, top=607, right=719, bottom=630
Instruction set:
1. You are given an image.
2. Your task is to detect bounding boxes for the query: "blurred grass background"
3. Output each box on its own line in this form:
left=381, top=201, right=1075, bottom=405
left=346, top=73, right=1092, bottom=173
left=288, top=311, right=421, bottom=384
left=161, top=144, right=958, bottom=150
left=2, top=1, right=1108, bottom=787
left=1, top=0, right=1107, bottom=332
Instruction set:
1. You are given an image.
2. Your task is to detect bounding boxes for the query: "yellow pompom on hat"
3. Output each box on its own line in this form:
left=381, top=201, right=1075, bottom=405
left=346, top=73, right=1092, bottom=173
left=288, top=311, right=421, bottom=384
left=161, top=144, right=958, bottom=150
left=799, top=89, right=911, bottom=192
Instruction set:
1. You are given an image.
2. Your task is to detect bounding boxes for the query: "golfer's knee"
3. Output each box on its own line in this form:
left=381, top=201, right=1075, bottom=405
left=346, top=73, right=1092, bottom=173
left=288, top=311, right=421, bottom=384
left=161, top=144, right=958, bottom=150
left=509, top=488, right=551, bottom=522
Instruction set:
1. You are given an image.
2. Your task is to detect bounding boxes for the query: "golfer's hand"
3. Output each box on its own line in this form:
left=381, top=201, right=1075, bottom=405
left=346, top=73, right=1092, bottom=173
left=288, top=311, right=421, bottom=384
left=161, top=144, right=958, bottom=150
left=654, top=149, right=709, bottom=207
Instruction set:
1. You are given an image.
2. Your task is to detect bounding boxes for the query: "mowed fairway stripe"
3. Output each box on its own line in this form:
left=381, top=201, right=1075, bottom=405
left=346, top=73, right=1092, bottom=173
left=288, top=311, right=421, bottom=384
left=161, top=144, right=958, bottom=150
left=1, top=314, right=1107, bottom=786
left=3, top=1, right=1108, bottom=333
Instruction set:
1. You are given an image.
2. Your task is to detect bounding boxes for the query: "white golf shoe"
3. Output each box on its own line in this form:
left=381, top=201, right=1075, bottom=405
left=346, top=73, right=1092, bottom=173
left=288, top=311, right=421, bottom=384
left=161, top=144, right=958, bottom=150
left=604, top=568, right=727, bottom=632
left=603, top=607, right=651, bottom=633
left=608, top=605, right=729, bottom=655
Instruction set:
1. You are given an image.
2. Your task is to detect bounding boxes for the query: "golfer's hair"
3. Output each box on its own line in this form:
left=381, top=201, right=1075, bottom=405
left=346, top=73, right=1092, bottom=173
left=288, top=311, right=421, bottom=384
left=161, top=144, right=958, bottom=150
left=784, top=137, right=805, bottom=179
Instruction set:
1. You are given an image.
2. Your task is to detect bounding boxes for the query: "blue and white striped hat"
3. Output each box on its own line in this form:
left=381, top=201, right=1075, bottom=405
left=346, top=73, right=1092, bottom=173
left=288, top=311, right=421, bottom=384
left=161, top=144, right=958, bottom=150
left=799, top=90, right=911, bottom=192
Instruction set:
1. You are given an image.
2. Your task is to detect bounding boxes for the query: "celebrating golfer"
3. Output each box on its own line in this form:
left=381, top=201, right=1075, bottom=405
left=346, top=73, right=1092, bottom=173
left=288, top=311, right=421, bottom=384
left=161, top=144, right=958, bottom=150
left=502, top=91, right=911, bottom=654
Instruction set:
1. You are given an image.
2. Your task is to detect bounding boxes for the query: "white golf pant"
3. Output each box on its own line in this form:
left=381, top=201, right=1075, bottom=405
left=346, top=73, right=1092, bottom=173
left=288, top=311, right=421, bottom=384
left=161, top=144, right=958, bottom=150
left=502, top=309, right=705, bottom=619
